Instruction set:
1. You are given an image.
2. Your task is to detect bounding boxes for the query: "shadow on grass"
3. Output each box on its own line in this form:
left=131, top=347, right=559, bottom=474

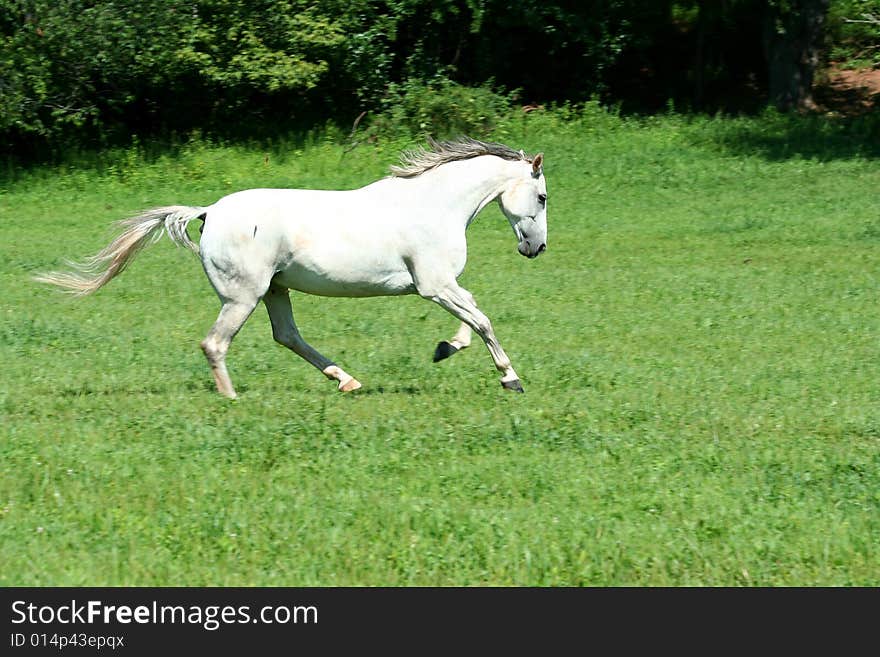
left=6, top=108, right=878, bottom=188
left=693, top=110, right=880, bottom=161
left=0, top=127, right=338, bottom=187
left=355, top=384, right=426, bottom=396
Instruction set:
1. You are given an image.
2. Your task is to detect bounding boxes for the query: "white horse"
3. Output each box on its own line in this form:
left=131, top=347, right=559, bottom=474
left=36, top=137, right=548, bottom=398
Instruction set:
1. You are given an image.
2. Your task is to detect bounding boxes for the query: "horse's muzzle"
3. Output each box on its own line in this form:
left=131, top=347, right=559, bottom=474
left=519, top=242, right=547, bottom=258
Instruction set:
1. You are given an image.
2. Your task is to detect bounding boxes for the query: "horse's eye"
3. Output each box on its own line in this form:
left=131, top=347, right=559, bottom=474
left=538, top=194, right=547, bottom=205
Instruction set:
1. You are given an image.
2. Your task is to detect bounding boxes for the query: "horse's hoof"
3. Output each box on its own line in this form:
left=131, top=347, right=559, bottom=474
left=339, top=378, right=362, bottom=393
left=433, top=341, right=459, bottom=362
left=501, top=379, right=524, bottom=393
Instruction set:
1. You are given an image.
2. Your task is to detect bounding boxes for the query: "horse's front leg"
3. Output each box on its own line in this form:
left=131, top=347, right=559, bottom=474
left=433, top=291, right=474, bottom=362
left=420, top=282, right=523, bottom=392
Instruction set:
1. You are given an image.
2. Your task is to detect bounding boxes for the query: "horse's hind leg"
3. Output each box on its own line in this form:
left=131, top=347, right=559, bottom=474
left=433, top=291, right=476, bottom=362
left=264, top=285, right=361, bottom=392
left=201, top=299, right=260, bottom=399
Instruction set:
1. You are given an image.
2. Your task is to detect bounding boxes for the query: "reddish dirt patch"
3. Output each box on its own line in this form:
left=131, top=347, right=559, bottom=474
left=814, top=64, right=880, bottom=115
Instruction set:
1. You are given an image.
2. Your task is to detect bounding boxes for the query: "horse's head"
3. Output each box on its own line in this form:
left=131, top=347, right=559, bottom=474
left=499, top=153, right=547, bottom=258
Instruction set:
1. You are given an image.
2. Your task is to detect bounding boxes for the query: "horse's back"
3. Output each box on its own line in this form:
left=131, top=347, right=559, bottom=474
left=209, top=187, right=350, bottom=217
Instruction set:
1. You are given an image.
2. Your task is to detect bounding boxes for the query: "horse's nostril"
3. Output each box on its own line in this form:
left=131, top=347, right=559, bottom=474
left=537, top=243, right=546, bottom=253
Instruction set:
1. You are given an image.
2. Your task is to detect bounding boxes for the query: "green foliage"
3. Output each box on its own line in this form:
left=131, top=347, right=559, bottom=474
left=0, top=0, right=681, bottom=147
left=1, top=1, right=873, bottom=151
left=2, top=113, right=879, bottom=585
left=367, top=76, right=517, bottom=140
left=176, top=1, right=344, bottom=92
left=828, top=0, right=880, bottom=66
left=0, top=1, right=347, bottom=141
left=0, top=1, right=179, bottom=134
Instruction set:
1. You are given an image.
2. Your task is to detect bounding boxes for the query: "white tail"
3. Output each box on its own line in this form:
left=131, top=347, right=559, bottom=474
left=34, top=206, right=204, bottom=297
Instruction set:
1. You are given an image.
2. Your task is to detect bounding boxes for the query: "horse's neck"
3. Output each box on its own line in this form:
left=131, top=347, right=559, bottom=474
left=409, top=156, right=517, bottom=227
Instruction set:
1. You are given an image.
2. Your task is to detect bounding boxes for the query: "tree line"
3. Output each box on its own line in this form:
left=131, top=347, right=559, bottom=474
left=1, top=1, right=876, bottom=151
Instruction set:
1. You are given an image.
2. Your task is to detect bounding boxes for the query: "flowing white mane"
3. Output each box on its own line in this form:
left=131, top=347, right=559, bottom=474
left=390, top=136, right=533, bottom=178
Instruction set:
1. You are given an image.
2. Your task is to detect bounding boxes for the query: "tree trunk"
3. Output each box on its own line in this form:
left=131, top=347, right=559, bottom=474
left=765, top=0, right=830, bottom=111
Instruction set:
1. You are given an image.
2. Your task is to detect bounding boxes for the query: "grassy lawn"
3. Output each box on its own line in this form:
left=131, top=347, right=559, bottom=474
left=1, top=110, right=878, bottom=585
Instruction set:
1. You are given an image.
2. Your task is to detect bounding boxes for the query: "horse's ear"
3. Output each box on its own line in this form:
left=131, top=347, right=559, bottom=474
left=531, top=152, right=544, bottom=176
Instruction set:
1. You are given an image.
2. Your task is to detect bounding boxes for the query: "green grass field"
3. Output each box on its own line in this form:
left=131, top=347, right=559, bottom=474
left=2, top=110, right=878, bottom=585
